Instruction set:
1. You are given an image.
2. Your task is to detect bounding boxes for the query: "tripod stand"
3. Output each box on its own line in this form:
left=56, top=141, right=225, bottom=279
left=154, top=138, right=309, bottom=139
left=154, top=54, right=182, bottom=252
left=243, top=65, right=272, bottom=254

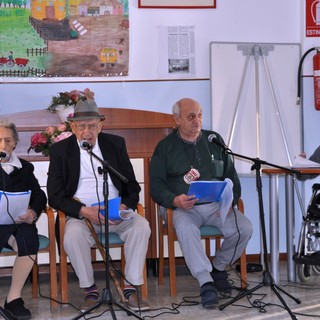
left=71, top=148, right=143, bottom=320
left=219, top=149, right=301, bottom=320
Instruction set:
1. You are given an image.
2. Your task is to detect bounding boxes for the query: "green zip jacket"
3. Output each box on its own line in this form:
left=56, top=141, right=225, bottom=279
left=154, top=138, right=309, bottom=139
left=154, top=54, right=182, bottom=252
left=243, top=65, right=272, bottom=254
left=150, top=129, right=241, bottom=209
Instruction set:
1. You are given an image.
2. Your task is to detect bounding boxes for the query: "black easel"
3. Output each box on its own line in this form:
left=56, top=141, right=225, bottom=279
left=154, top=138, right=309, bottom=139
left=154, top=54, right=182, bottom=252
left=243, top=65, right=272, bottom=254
left=218, top=148, right=301, bottom=320
left=71, top=148, right=143, bottom=320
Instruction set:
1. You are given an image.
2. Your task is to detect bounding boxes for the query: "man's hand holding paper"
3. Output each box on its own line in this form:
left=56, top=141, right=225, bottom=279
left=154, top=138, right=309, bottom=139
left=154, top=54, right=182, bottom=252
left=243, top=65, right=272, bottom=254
left=173, top=194, right=198, bottom=210
left=80, top=205, right=105, bottom=225
left=91, top=197, right=134, bottom=224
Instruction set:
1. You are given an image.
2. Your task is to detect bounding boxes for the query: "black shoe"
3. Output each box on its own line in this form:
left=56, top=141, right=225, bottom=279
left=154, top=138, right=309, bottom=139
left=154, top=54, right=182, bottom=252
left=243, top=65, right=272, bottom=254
left=125, top=291, right=150, bottom=311
left=80, top=292, right=100, bottom=313
left=200, top=282, right=219, bottom=309
left=4, top=298, right=31, bottom=320
left=211, top=267, right=232, bottom=293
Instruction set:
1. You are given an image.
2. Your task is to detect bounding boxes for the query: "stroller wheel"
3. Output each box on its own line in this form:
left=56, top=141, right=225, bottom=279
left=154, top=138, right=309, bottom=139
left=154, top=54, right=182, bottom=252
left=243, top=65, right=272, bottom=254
left=312, top=265, right=320, bottom=275
left=297, top=264, right=312, bottom=282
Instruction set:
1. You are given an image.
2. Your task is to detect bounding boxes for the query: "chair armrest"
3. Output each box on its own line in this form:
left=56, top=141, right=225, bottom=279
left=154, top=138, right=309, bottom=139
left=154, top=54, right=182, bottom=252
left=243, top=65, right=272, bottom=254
left=237, top=198, right=244, bottom=214
left=136, top=203, right=145, bottom=217
left=44, top=207, right=56, bottom=237
left=43, top=207, right=57, bottom=256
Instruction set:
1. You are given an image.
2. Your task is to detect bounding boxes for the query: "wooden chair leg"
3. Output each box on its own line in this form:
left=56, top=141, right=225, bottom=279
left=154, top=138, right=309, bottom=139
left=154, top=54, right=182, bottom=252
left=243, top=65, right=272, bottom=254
left=239, top=250, right=247, bottom=288
left=141, top=263, right=148, bottom=300
left=167, top=213, right=176, bottom=296
left=49, top=259, right=58, bottom=308
left=32, top=257, right=38, bottom=298
left=59, top=212, right=69, bottom=303
left=120, top=246, right=125, bottom=289
left=31, top=254, right=57, bottom=308
left=91, top=248, right=97, bottom=261
left=205, top=238, right=211, bottom=257
left=237, top=199, right=248, bottom=289
left=168, top=240, right=176, bottom=296
left=158, top=227, right=164, bottom=285
left=47, top=208, right=58, bottom=308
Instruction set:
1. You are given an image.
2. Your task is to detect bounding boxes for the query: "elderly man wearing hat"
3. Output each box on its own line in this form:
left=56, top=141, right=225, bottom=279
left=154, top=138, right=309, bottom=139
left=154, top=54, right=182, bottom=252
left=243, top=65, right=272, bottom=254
left=47, top=98, right=151, bottom=312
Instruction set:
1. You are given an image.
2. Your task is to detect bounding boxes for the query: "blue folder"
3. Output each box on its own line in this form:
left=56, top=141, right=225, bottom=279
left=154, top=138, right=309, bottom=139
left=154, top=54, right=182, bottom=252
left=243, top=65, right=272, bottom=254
left=187, top=181, right=227, bottom=203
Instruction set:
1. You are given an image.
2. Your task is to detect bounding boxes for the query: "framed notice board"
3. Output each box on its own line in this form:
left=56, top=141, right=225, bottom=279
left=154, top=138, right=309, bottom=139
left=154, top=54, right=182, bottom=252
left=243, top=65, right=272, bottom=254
left=210, top=42, right=301, bottom=174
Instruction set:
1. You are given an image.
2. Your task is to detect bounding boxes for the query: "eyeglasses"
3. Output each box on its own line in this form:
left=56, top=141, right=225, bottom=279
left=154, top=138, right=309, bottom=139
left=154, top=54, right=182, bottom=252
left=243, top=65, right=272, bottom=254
left=75, top=123, right=100, bottom=131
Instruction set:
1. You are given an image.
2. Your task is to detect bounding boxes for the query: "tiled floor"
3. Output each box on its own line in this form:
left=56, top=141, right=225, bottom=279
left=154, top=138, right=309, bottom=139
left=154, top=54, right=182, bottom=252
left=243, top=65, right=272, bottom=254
left=1, top=261, right=320, bottom=320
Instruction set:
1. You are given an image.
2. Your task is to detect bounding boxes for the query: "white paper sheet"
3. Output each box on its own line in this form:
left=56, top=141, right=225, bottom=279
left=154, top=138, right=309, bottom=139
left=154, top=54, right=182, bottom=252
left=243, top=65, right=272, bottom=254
left=292, top=155, right=320, bottom=168
left=0, top=190, right=31, bottom=225
left=219, top=178, right=234, bottom=225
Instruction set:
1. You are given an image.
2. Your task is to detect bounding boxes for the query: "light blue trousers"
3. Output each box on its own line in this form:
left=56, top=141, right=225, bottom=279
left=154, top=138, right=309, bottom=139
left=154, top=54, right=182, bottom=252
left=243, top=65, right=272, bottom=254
left=63, top=212, right=151, bottom=288
left=172, top=202, right=253, bottom=287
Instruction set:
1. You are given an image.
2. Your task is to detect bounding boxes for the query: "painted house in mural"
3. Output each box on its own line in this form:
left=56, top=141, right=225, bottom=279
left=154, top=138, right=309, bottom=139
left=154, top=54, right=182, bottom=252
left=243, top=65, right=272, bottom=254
left=30, top=0, right=123, bottom=21
left=30, top=0, right=66, bottom=20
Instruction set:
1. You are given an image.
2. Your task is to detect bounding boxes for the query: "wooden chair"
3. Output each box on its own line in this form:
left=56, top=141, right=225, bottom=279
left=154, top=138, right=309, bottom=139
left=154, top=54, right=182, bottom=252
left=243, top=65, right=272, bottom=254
left=57, top=203, right=148, bottom=304
left=157, top=199, right=248, bottom=296
left=0, top=207, right=58, bottom=308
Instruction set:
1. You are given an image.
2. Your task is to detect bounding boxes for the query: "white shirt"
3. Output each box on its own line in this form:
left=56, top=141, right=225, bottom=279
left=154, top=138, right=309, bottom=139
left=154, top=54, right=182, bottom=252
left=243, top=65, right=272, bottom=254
left=73, top=141, right=119, bottom=207
left=1, top=152, right=22, bottom=174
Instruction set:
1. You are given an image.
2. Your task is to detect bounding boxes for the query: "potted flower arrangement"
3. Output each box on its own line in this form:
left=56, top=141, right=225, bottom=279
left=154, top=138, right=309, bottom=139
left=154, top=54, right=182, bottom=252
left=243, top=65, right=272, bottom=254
left=48, top=88, right=94, bottom=122
left=28, top=122, right=73, bottom=156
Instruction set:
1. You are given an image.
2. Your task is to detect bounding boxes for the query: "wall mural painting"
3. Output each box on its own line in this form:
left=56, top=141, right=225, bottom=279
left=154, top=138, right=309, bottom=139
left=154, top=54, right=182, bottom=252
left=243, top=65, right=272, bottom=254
left=0, top=0, right=129, bottom=78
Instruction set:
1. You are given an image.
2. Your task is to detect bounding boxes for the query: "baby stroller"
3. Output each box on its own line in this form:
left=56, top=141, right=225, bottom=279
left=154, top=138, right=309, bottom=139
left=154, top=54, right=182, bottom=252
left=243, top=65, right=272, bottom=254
left=293, top=183, right=320, bottom=282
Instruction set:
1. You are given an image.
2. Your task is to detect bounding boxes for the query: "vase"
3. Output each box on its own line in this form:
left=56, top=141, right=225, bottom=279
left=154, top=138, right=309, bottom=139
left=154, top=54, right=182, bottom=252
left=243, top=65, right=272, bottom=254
left=56, top=105, right=74, bottom=123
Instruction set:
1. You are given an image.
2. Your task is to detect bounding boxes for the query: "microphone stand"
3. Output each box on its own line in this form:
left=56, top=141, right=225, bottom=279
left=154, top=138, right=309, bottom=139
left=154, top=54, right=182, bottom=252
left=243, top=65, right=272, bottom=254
left=218, top=147, right=301, bottom=320
left=72, top=148, right=143, bottom=320
left=0, top=307, right=15, bottom=320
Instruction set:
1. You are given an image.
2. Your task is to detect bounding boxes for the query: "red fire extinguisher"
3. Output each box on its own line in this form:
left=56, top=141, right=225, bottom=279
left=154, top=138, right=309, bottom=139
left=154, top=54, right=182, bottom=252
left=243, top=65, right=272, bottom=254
left=297, top=47, right=320, bottom=110
left=313, top=50, right=320, bottom=110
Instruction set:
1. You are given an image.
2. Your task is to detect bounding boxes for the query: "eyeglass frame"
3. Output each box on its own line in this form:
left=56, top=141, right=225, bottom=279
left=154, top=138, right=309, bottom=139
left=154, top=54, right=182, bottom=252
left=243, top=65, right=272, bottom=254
left=73, top=121, right=102, bottom=132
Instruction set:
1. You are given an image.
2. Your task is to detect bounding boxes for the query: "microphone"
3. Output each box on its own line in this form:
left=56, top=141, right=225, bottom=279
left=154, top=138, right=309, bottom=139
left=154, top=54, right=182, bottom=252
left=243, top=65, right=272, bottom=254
left=208, top=134, right=229, bottom=152
left=0, top=151, right=9, bottom=161
left=79, top=140, right=92, bottom=151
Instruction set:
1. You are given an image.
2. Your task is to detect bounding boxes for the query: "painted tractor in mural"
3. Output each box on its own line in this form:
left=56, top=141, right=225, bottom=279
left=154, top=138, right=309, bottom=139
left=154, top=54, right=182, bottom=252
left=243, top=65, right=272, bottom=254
left=0, top=57, right=29, bottom=69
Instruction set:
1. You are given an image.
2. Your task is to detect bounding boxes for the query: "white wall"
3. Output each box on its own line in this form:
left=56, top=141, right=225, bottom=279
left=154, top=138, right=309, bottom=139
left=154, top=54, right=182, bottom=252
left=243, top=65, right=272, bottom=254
left=0, top=0, right=300, bottom=120
left=131, top=0, right=300, bottom=79
left=0, top=0, right=303, bottom=257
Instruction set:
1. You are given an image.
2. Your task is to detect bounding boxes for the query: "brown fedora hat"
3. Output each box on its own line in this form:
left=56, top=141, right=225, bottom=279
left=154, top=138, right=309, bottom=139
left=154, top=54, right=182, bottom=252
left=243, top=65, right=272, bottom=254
left=67, top=99, right=105, bottom=121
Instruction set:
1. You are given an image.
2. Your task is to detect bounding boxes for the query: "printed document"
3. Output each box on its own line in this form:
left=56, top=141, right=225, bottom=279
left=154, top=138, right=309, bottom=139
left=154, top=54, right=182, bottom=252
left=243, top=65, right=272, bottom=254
left=292, top=155, right=320, bottom=168
left=219, top=178, right=234, bottom=225
left=0, top=190, right=31, bottom=225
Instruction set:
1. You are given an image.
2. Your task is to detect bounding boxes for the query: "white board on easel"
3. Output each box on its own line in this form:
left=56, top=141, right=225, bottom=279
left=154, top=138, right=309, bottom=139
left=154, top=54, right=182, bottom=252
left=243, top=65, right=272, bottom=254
left=210, top=42, right=302, bottom=174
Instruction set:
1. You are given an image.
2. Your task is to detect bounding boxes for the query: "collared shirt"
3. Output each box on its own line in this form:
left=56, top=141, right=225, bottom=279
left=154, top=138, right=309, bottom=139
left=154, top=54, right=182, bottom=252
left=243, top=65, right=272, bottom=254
left=1, top=152, right=22, bottom=174
left=73, top=141, right=119, bottom=207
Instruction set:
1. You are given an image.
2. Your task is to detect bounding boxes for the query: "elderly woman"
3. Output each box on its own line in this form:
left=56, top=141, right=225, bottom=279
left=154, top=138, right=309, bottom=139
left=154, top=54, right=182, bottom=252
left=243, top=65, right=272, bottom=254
left=0, top=121, right=47, bottom=320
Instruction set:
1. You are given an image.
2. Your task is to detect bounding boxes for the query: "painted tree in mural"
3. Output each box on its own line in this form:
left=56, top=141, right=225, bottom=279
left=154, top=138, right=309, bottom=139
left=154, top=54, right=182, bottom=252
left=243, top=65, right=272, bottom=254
left=0, top=0, right=129, bottom=77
